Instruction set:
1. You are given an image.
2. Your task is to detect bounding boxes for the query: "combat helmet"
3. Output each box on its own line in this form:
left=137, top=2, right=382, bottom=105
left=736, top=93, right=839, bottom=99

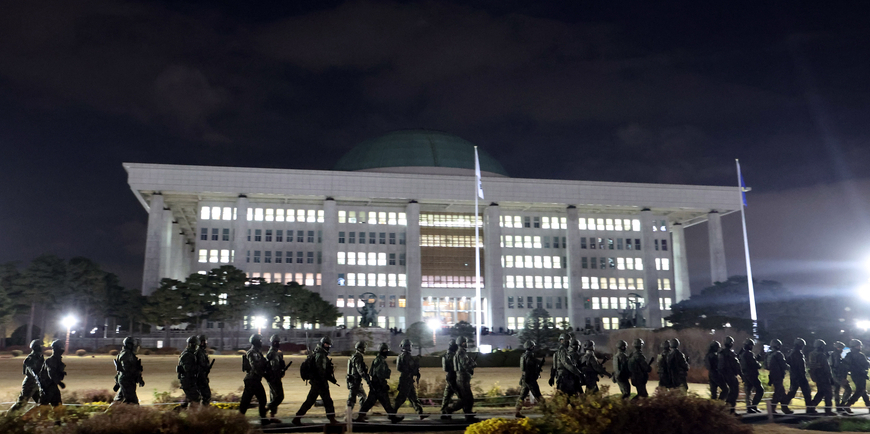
left=670, top=338, right=681, bottom=349
left=709, top=340, right=721, bottom=352
left=813, top=339, right=826, bottom=349
left=584, top=340, right=596, bottom=351
left=616, top=340, right=627, bottom=350
left=723, top=336, right=735, bottom=348
left=123, top=336, right=136, bottom=350
left=50, top=339, right=64, bottom=352
left=570, top=338, right=580, bottom=349
left=769, top=339, right=782, bottom=349
left=834, top=341, right=846, bottom=350
left=457, top=336, right=468, bottom=345
left=558, top=333, right=568, bottom=342
left=850, top=339, right=863, bottom=349
left=270, top=334, right=281, bottom=344
left=525, top=340, right=536, bottom=350
left=793, top=338, right=806, bottom=349
left=249, top=334, right=263, bottom=346
left=199, top=335, right=208, bottom=345
left=743, top=338, right=755, bottom=349
left=400, top=338, right=412, bottom=350
left=378, top=342, right=390, bottom=352
left=355, top=341, right=367, bottom=351
left=633, top=338, right=645, bottom=348
left=29, top=339, right=42, bottom=351
left=186, top=335, right=198, bottom=346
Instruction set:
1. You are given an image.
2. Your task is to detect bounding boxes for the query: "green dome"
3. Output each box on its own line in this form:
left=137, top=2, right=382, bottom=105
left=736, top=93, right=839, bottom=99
left=334, top=130, right=508, bottom=176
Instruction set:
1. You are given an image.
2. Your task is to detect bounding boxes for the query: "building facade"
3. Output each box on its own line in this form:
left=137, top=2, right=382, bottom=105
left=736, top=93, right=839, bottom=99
left=125, top=130, right=740, bottom=334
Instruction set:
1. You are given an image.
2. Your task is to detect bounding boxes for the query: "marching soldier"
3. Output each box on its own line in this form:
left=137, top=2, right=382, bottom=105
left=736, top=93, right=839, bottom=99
left=394, top=338, right=426, bottom=419
left=738, top=338, right=763, bottom=413
left=356, top=343, right=403, bottom=423
left=580, top=340, right=611, bottom=393
left=112, top=337, right=144, bottom=405
left=549, top=334, right=583, bottom=395
left=667, top=339, right=689, bottom=393
left=266, top=334, right=289, bottom=419
left=197, top=335, right=212, bottom=406
left=7, top=340, right=44, bottom=413
left=705, top=341, right=726, bottom=400
left=808, top=339, right=836, bottom=415
left=656, top=341, right=671, bottom=390
left=612, top=340, right=631, bottom=399
left=440, top=339, right=461, bottom=418
left=568, top=338, right=585, bottom=395
left=293, top=336, right=339, bottom=425
left=718, top=336, right=740, bottom=413
left=39, top=340, right=67, bottom=407
left=627, top=338, right=652, bottom=398
left=239, top=334, right=268, bottom=423
left=178, top=336, right=201, bottom=408
left=785, top=338, right=813, bottom=413
left=454, top=336, right=478, bottom=422
left=515, top=340, right=545, bottom=417
left=347, top=341, right=370, bottom=414
left=830, top=341, right=851, bottom=413
left=766, top=339, right=791, bottom=414
left=844, top=339, right=870, bottom=413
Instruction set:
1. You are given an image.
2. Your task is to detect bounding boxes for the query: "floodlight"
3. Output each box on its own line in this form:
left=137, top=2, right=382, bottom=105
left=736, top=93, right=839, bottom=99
left=61, top=315, right=77, bottom=329
left=426, top=318, right=441, bottom=331
left=859, top=284, right=870, bottom=302
left=857, top=320, right=870, bottom=331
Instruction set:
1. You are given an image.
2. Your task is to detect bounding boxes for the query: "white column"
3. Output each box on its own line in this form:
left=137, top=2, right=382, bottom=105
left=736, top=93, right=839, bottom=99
left=483, top=204, right=504, bottom=332
left=565, top=206, right=584, bottom=329
left=321, top=198, right=338, bottom=315
left=640, top=209, right=661, bottom=328
left=160, top=209, right=173, bottom=280
left=142, top=193, right=166, bottom=295
left=708, top=211, right=727, bottom=283
left=232, top=196, right=249, bottom=268
left=671, top=223, right=691, bottom=302
left=405, top=201, right=422, bottom=325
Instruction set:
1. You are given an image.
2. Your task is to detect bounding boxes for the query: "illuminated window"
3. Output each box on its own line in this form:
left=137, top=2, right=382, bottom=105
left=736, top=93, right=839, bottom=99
left=555, top=276, right=564, bottom=289
left=399, top=274, right=407, bottom=287
left=605, top=219, right=614, bottom=231
left=659, top=298, right=672, bottom=310
left=265, top=208, right=274, bottom=222
left=200, top=207, right=210, bottom=220
left=637, top=279, right=645, bottom=290
left=544, top=276, right=553, bottom=289
left=554, top=256, right=562, bottom=268
left=591, top=277, right=600, bottom=290
left=220, top=249, right=230, bottom=263
left=535, top=276, right=543, bottom=289
left=581, top=276, right=590, bottom=289
left=378, top=253, right=387, bottom=266
left=388, top=274, right=397, bottom=287
left=534, top=256, right=543, bottom=268
left=609, top=278, right=617, bottom=289
left=254, top=208, right=264, bottom=221
left=533, top=236, right=542, bottom=248
left=632, top=219, right=641, bottom=231
left=543, top=256, right=552, bottom=268
left=618, top=278, right=626, bottom=290
left=198, top=249, right=208, bottom=263
left=399, top=296, right=406, bottom=307
left=614, top=219, right=623, bottom=231
left=635, top=258, right=644, bottom=270
left=337, top=252, right=345, bottom=265
left=285, top=209, right=295, bottom=223
left=592, top=297, right=600, bottom=310
left=338, top=211, right=346, bottom=224
left=578, top=218, right=586, bottom=230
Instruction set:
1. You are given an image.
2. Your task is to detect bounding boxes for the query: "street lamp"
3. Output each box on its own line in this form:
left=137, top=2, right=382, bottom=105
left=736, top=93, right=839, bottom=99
left=61, top=315, right=77, bottom=354
left=857, top=320, right=870, bottom=332
left=252, top=316, right=267, bottom=335
left=427, top=318, right=441, bottom=346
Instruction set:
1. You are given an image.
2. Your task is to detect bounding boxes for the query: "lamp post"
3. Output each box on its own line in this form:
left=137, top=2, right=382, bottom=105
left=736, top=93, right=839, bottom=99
left=427, top=318, right=441, bottom=346
left=252, top=316, right=267, bottom=335
left=61, top=315, right=77, bottom=354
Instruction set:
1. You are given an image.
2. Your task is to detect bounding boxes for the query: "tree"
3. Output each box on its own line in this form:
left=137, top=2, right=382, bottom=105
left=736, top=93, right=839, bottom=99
left=449, top=320, right=475, bottom=342
left=406, top=321, right=436, bottom=356
left=63, top=257, right=109, bottom=343
left=113, top=286, right=146, bottom=339
left=0, top=263, right=20, bottom=349
left=20, top=255, right=66, bottom=343
left=517, top=308, right=559, bottom=349
left=207, top=265, right=250, bottom=350
left=142, top=278, right=188, bottom=348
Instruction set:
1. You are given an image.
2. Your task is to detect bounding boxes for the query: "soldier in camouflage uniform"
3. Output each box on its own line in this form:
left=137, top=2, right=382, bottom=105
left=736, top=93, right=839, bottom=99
left=612, top=340, right=631, bottom=399
left=239, top=334, right=268, bottom=423
left=766, top=339, right=791, bottom=414
left=718, top=336, right=740, bottom=413
left=548, top=334, right=583, bottom=395
left=112, top=337, right=144, bottom=405
left=266, top=334, right=288, bottom=419
left=440, top=339, right=461, bottom=418
left=7, top=340, right=43, bottom=413
left=293, top=336, right=339, bottom=425
left=454, top=336, right=478, bottom=422
left=39, top=340, right=67, bottom=407
left=844, top=339, right=870, bottom=413
left=627, top=338, right=652, bottom=398
left=197, top=335, right=212, bottom=406
left=568, top=338, right=585, bottom=395
left=667, top=339, right=689, bottom=393
left=394, top=338, right=426, bottom=419
left=356, top=343, right=403, bottom=423
left=808, top=339, right=836, bottom=415
left=178, top=336, right=201, bottom=408
left=347, top=341, right=370, bottom=413
left=738, top=338, right=763, bottom=413
left=785, top=338, right=813, bottom=413
left=830, top=341, right=851, bottom=414
left=656, top=341, right=672, bottom=390
left=580, top=340, right=611, bottom=393
left=705, top=341, right=726, bottom=400
left=515, top=340, right=545, bottom=418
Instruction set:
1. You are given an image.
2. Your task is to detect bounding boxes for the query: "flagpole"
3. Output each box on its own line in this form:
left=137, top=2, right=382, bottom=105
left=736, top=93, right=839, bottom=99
left=736, top=159, right=758, bottom=338
left=474, top=146, right=482, bottom=349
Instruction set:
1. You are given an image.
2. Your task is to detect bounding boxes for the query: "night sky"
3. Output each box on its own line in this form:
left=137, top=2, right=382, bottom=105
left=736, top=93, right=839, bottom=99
left=1, top=1, right=868, bottom=296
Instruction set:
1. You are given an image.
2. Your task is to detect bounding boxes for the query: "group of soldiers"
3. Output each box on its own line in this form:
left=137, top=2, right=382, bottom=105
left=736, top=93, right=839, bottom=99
left=7, top=339, right=67, bottom=414
left=707, top=337, right=870, bottom=415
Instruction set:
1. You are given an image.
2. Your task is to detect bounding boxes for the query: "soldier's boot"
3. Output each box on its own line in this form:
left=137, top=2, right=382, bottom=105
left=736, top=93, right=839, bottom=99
left=465, top=414, right=479, bottom=423
left=805, top=406, right=818, bottom=414
left=354, top=413, right=367, bottom=423
left=515, top=411, right=526, bottom=418
left=419, top=414, right=428, bottom=420
left=291, top=417, right=303, bottom=426
left=389, top=415, right=404, bottom=424
left=781, top=405, right=794, bottom=414
left=825, top=406, right=837, bottom=416
left=327, top=414, right=340, bottom=425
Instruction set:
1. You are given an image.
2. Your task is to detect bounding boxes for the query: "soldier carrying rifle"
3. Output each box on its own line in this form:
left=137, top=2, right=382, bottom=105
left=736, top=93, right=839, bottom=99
left=515, top=340, right=545, bottom=418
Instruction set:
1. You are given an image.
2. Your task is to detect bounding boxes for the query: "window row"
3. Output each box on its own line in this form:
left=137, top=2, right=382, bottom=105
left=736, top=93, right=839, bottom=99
left=197, top=249, right=235, bottom=263
left=422, top=275, right=484, bottom=288
left=659, top=297, right=673, bottom=310
left=339, top=211, right=407, bottom=226
left=200, top=206, right=236, bottom=221
left=336, top=273, right=407, bottom=287
left=244, top=208, right=324, bottom=223
left=420, top=214, right=482, bottom=228
left=500, top=235, right=566, bottom=249
left=579, top=218, right=641, bottom=232
left=337, top=315, right=406, bottom=330
left=247, top=272, right=321, bottom=286
left=654, top=258, right=671, bottom=271
left=422, top=296, right=480, bottom=312
left=500, top=215, right=567, bottom=230
left=581, top=257, right=644, bottom=270
left=337, top=294, right=407, bottom=309
left=580, top=276, right=645, bottom=290
left=421, top=234, right=482, bottom=248
left=200, top=228, right=232, bottom=241
left=507, top=296, right=565, bottom=310
left=588, top=296, right=642, bottom=310
left=246, top=250, right=320, bottom=264
left=338, top=231, right=405, bottom=245
left=501, top=255, right=564, bottom=269
left=507, top=316, right=569, bottom=330
left=505, top=275, right=567, bottom=289
left=337, top=252, right=406, bottom=266
left=246, top=229, right=321, bottom=243
left=581, top=237, right=642, bottom=250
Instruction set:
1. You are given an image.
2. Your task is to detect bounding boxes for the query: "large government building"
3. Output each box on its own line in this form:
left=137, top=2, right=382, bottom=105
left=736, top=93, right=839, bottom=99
left=125, top=130, right=741, bottom=334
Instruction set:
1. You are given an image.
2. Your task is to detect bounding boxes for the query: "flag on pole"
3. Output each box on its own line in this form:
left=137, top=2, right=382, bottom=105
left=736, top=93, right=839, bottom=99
left=474, top=147, right=484, bottom=200
left=737, top=159, right=748, bottom=207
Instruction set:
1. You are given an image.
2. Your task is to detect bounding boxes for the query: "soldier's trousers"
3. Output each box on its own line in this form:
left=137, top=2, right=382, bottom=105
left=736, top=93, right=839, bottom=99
left=197, top=376, right=211, bottom=405
left=113, top=378, right=139, bottom=404
left=346, top=379, right=366, bottom=408
left=296, top=381, right=335, bottom=417
left=723, top=375, right=740, bottom=407
left=847, top=376, right=870, bottom=407
left=584, top=379, right=600, bottom=394
left=833, top=377, right=852, bottom=406
left=180, top=377, right=201, bottom=407
left=630, top=379, right=649, bottom=398
left=240, top=378, right=267, bottom=418
left=785, top=376, right=812, bottom=407
left=457, top=374, right=474, bottom=415
left=268, top=379, right=284, bottom=414
left=556, top=373, right=578, bottom=395
left=39, top=384, right=62, bottom=407
left=616, top=378, right=631, bottom=399
left=515, top=379, right=543, bottom=410
left=770, top=378, right=787, bottom=405
left=743, top=375, right=763, bottom=407
left=810, top=378, right=833, bottom=410
left=394, top=377, right=423, bottom=414
left=441, top=373, right=462, bottom=413
left=671, top=375, right=688, bottom=393
left=9, top=376, right=40, bottom=411
left=709, top=376, right=728, bottom=401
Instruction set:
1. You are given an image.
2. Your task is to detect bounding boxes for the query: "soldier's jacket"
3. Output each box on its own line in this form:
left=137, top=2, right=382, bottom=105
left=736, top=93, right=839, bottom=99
left=244, top=348, right=268, bottom=381
left=738, top=350, right=761, bottom=377
left=454, top=347, right=476, bottom=378
left=830, top=350, right=848, bottom=380
left=656, top=350, right=671, bottom=384
left=266, top=347, right=286, bottom=381
left=520, top=351, right=542, bottom=381
left=807, top=349, right=832, bottom=383
left=580, top=351, right=608, bottom=380
left=369, top=353, right=391, bottom=388
left=23, top=352, right=44, bottom=380
left=627, top=350, right=651, bottom=383
left=704, top=351, right=720, bottom=375
left=554, top=346, right=582, bottom=378
left=844, top=351, right=870, bottom=380
left=347, top=350, right=369, bottom=383
left=766, top=350, right=789, bottom=381
left=397, top=351, right=420, bottom=379
left=786, top=349, right=807, bottom=379
left=197, top=345, right=210, bottom=375
left=568, top=348, right=584, bottom=377
left=312, top=345, right=336, bottom=383
left=178, top=348, right=199, bottom=380
left=667, top=349, right=689, bottom=381
left=39, top=354, right=65, bottom=387
left=613, top=351, right=630, bottom=381
left=117, top=350, right=142, bottom=382
left=718, top=348, right=740, bottom=377
left=442, top=351, right=456, bottom=373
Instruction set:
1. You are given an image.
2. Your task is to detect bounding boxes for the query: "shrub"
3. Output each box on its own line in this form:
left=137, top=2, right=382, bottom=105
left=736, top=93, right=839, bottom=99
left=65, top=389, right=115, bottom=404
left=75, top=349, right=87, bottom=357
left=141, top=349, right=152, bottom=355
left=153, top=390, right=180, bottom=403
left=467, top=417, right=539, bottom=434
left=11, top=350, right=22, bottom=357
left=109, top=350, right=118, bottom=356
left=170, top=379, right=181, bottom=390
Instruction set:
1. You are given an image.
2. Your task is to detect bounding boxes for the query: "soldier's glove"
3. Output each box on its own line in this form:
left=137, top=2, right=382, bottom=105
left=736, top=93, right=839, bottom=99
left=113, top=383, right=120, bottom=392
left=59, top=381, right=66, bottom=389
left=139, top=379, right=146, bottom=387
left=548, top=377, right=554, bottom=387
left=611, top=376, right=617, bottom=383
